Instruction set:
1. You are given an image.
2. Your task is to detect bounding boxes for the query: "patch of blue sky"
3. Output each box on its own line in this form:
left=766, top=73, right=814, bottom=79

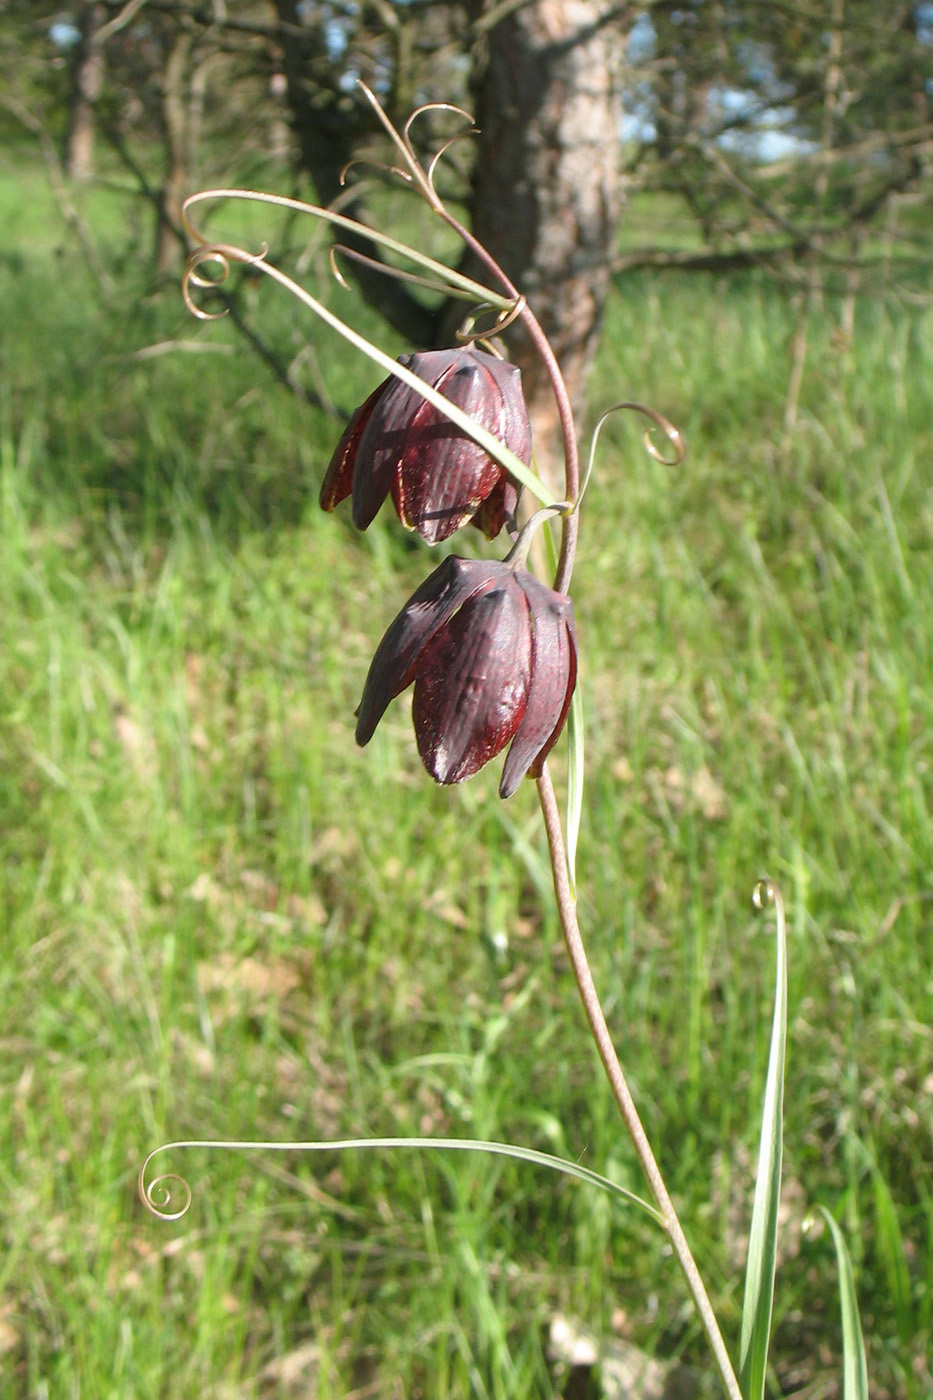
left=622, top=13, right=815, bottom=161
left=49, top=20, right=80, bottom=48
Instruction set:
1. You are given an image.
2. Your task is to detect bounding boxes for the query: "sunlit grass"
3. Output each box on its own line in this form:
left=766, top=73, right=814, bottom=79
left=0, top=177, right=930, bottom=1398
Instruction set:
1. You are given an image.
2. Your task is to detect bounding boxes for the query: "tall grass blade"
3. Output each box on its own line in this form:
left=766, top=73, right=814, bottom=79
left=739, top=880, right=788, bottom=1400
left=870, top=1162, right=914, bottom=1344
left=816, top=1207, right=870, bottom=1400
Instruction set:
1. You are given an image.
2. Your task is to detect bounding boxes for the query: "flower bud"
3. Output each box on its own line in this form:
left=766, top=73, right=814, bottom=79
left=356, top=557, right=576, bottom=798
left=320, top=347, right=530, bottom=544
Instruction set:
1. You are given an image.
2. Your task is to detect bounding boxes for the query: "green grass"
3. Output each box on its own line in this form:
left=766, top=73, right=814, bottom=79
left=0, top=168, right=931, bottom=1399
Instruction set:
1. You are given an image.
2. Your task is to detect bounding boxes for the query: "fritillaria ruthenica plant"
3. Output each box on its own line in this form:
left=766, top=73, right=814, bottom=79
left=149, top=83, right=868, bottom=1400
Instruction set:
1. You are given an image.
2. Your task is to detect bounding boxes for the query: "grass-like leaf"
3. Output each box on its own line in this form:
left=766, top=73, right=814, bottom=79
left=537, top=516, right=584, bottom=894
left=739, top=880, right=788, bottom=1400
left=181, top=194, right=556, bottom=508
left=816, top=1207, right=869, bottom=1400
left=139, top=1135, right=664, bottom=1227
left=182, top=188, right=514, bottom=311
left=565, top=692, right=584, bottom=896
left=870, top=1162, right=914, bottom=1345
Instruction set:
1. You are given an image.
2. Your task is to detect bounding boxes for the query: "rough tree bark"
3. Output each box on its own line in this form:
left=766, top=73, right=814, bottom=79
left=273, top=0, right=629, bottom=477
left=465, top=2, right=628, bottom=485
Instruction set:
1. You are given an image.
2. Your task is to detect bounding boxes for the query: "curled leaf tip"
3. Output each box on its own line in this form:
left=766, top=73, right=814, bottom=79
left=138, top=1151, right=193, bottom=1221
left=403, top=100, right=476, bottom=144
left=183, top=249, right=231, bottom=320
left=458, top=296, right=527, bottom=344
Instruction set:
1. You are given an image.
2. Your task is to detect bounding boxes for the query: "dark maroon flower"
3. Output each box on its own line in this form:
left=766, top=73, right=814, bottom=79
left=320, top=347, right=530, bottom=544
left=356, top=557, right=577, bottom=798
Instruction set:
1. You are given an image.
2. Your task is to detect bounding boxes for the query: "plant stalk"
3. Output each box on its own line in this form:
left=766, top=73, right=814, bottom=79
left=536, top=765, right=743, bottom=1400
left=436, top=209, right=580, bottom=594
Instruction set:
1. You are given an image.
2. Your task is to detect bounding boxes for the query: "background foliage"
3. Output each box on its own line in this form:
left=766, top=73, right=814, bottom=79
left=1, top=5, right=932, bottom=1397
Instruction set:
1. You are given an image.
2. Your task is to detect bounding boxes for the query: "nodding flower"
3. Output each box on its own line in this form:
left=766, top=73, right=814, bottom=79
left=355, top=556, right=577, bottom=798
left=320, top=347, right=530, bottom=544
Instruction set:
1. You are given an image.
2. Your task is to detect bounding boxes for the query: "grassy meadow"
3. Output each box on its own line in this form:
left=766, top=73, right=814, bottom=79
left=0, top=165, right=931, bottom=1399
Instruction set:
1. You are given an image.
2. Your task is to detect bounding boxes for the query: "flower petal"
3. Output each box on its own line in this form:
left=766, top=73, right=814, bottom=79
left=485, top=358, right=532, bottom=469
left=469, top=474, right=521, bottom=540
left=413, top=576, right=532, bottom=785
left=390, top=354, right=507, bottom=543
left=350, top=368, right=420, bottom=529
left=394, top=442, right=500, bottom=543
left=320, top=380, right=386, bottom=512
left=499, top=576, right=577, bottom=798
left=355, top=557, right=498, bottom=746
left=350, top=349, right=531, bottom=543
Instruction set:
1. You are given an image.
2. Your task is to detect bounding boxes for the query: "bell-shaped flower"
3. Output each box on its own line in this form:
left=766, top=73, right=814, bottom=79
left=320, top=347, right=530, bottom=544
left=355, top=556, right=577, bottom=798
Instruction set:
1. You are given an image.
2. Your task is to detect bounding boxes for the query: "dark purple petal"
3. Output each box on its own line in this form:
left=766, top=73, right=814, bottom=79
left=355, top=557, right=502, bottom=746
left=388, top=353, right=505, bottom=542
left=484, top=357, right=532, bottom=470
left=350, top=354, right=435, bottom=528
left=320, top=380, right=386, bottom=512
left=469, top=474, right=521, bottom=541
left=344, top=348, right=530, bottom=542
left=413, top=576, right=532, bottom=785
left=525, top=620, right=576, bottom=777
left=499, top=576, right=577, bottom=799
left=350, top=381, right=410, bottom=529
left=392, top=409, right=500, bottom=545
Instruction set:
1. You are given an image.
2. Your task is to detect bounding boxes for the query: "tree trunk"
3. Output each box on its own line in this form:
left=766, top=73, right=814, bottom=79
left=272, top=0, right=629, bottom=484
left=272, top=0, right=436, bottom=346
left=66, top=2, right=106, bottom=181
left=466, top=2, right=629, bottom=487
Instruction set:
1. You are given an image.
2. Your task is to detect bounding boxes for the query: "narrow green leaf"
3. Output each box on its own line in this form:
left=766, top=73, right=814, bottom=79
left=540, top=508, right=560, bottom=577
left=529, top=515, right=582, bottom=896
left=816, top=1207, right=870, bottom=1400
left=739, top=880, right=788, bottom=1400
left=140, top=1135, right=664, bottom=1227
left=565, top=692, right=584, bottom=896
left=185, top=244, right=555, bottom=508
left=536, top=516, right=584, bottom=894
left=182, top=188, right=514, bottom=309
left=870, top=1162, right=914, bottom=1344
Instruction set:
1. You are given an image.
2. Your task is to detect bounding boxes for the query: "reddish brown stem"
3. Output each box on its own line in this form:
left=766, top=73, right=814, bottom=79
left=436, top=208, right=580, bottom=595
left=535, top=766, right=743, bottom=1400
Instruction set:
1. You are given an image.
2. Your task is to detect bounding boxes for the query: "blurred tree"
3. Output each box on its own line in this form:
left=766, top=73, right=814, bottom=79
left=65, top=2, right=107, bottom=179
left=47, top=0, right=629, bottom=462
left=268, top=0, right=629, bottom=464
left=10, top=1, right=931, bottom=446
left=0, top=3, right=71, bottom=151
left=623, top=1, right=933, bottom=272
